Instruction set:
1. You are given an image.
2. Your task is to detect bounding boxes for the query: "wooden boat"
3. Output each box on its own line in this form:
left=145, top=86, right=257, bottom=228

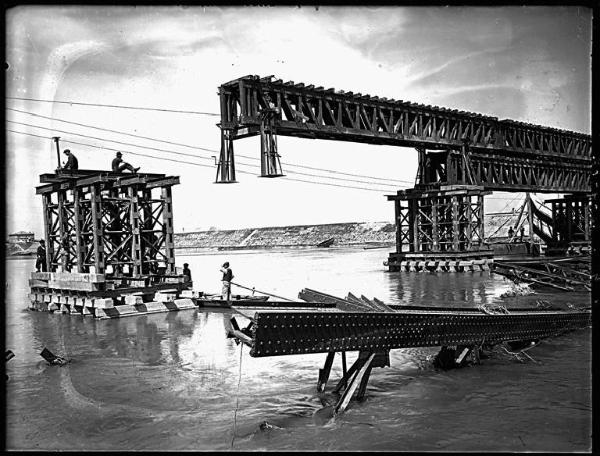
left=194, top=294, right=269, bottom=308
left=316, top=237, right=335, bottom=248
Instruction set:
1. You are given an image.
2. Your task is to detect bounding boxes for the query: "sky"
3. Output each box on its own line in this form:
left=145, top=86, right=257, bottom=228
left=5, top=5, right=592, bottom=236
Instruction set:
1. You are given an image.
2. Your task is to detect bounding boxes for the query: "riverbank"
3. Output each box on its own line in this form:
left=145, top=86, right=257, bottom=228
left=174, top=221, right=396, bottom=250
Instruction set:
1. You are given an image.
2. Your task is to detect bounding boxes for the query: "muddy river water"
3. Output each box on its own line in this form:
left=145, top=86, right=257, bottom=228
left=4, top=248, right=591, bottom=451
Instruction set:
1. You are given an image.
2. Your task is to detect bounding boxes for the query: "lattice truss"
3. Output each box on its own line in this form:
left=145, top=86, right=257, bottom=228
left=393, top=190, right=486, bottom=254
left=38, top=171, right=178, bottom=277
left=217, top=75, right=591, bottom=193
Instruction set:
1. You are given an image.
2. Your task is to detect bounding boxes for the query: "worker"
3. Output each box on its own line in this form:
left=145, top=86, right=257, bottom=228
left=112, top=152, right=140, bottom=173
left=36, top=240, right=47, bottom=272
left=182, top=263, right=192, bottom=282
left=220, top=262, right=234, bottom=301
left=508, top=226, right=515, bottom=240
left=62, top=149, right=78, bottom=170
left=520, top=226, right=525, bottom=243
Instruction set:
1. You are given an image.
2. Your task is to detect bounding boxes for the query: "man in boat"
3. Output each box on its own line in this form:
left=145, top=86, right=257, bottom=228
left=112, top=151, right=140, bottom=173
left=35, top=240, right=47, bottom=272
left=62, top=149, right=78, bottom=170
left=220, top=262, right=234, bottom=301
left=182, top=263, right=192, bottom=282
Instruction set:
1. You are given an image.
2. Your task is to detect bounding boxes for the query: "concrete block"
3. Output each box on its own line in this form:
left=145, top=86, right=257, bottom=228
left=113, top=304, right=138, bottom=315
left=93, top=298, right=115, bottom=309
left=179, top=290, right=196, bottom=298
left=135, top=301, right=167, bottom=313
left=94, top=308, right=109, bottom=319
left=60, top=303, right=69, bottom=313
left=31, top=272, right=51, bottom=281
left=155, top=292, right=177, bottom=303
left=174, top=298, right=195, bottom=310
left=48, top=302, right=59, bottom=312
left=81, top=306, right=92, bottom=315
left=124, top=295, right=144, bottom=305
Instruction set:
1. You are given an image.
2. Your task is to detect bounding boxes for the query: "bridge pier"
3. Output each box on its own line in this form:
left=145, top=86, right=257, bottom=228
left=544, top=194, right=592, bottom=256
left=387, top=185, right=493, bottom=272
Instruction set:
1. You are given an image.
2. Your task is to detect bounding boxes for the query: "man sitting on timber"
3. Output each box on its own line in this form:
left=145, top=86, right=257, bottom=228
left=36, top=240, right=47, bottom=272
left=220, top=262, right=234, bottom=301
left=62, top=149, right=78, bottom=170
left=112, top=151, right=140, bottom=173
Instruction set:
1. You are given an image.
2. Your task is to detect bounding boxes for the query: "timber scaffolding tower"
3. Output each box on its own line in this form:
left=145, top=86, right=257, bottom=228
left=37, top=169, right=179, bottom=276
left=29, top=167, right=196, bottom=319
left=214, top=75, right=592, bottom=271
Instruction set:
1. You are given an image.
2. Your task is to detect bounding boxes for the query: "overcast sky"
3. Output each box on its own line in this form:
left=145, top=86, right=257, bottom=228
left=5, top=5, right=592, bottom=235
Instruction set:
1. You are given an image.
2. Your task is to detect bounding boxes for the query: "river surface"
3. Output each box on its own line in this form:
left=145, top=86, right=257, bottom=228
left=4, top=248, right=591, bottom=451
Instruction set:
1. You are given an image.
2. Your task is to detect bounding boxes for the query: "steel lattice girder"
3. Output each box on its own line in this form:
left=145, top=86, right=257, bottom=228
left=247, top=310, right=590, bottom=357
left=218, top=75, right=591, bottom=193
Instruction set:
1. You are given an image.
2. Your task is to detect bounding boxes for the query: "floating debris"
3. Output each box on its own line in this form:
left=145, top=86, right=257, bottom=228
left=40, top=347, right=70, bottom=366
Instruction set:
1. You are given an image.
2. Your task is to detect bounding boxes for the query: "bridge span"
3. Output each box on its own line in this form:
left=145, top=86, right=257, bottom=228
left=217, top=75, right=591, bottom=194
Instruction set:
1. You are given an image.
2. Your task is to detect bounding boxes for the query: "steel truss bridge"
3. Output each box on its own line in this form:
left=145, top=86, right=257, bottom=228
left=217, top=75, right=591, bottom=194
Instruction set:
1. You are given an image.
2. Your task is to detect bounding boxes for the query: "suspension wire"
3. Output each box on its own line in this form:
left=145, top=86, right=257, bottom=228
left=7, top=129, right=394, bottom=193
left=6, top=96, right=220, bottom=116
left=8, top=108, right=410, bottom=184
left=7, top=117, right=404, bottom=187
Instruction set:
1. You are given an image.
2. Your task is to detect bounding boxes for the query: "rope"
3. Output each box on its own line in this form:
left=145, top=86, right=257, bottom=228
left=230, top=281, right=296, bottom=302
left=231, top=343, right=243, bottom=448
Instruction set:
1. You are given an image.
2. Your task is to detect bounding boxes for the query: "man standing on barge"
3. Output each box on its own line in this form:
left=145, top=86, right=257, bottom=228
left=220, top=262, right=233, bottom=301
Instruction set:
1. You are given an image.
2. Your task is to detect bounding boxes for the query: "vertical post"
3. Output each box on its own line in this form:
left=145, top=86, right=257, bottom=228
left=90, top=184, right=104, bottom=274
left=52, top=136, right=61, bottom=170
left=73, top=188, right=85, bottom=272
left=584, top=196, right=591, bottom=241
left=56, top=190, right=67, bottom=271
left=215, top=129, right=236, bottom=183
left=478, top=193, right=485, bottom=245
left=465, top=194, right=473, bottom=250
left=42, top=193, right=54, bottom=272
left=566, top=198, right=573, bottom=242
left=527, top=193, right=535, bottom=242
left=431, top=196, right=439, bottom=251
left=411, top=198, right=419, bottom=253
left=161, top=185, right=176, bottom=274
left=451, top=195, right=459, bottom=251
left=394, top=199, right=401, bottom=253
left=238, top=81, right=247, bottom=118
left=129, top=186, right=143, bottom=278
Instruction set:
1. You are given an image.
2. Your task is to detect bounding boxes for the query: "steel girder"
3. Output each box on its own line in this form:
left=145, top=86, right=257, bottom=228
left=218, top=75, right=591, bottom=193
left=247, top=309, right=591, bottom=357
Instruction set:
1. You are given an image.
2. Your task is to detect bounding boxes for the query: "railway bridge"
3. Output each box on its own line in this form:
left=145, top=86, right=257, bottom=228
left=215, top=75, right=592, bottom=269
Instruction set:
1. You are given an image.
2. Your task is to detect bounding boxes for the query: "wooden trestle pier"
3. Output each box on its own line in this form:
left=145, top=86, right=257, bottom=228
left=227, top=288, right=591, bottom=414
left=29, top=169, right=196, bottom=319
